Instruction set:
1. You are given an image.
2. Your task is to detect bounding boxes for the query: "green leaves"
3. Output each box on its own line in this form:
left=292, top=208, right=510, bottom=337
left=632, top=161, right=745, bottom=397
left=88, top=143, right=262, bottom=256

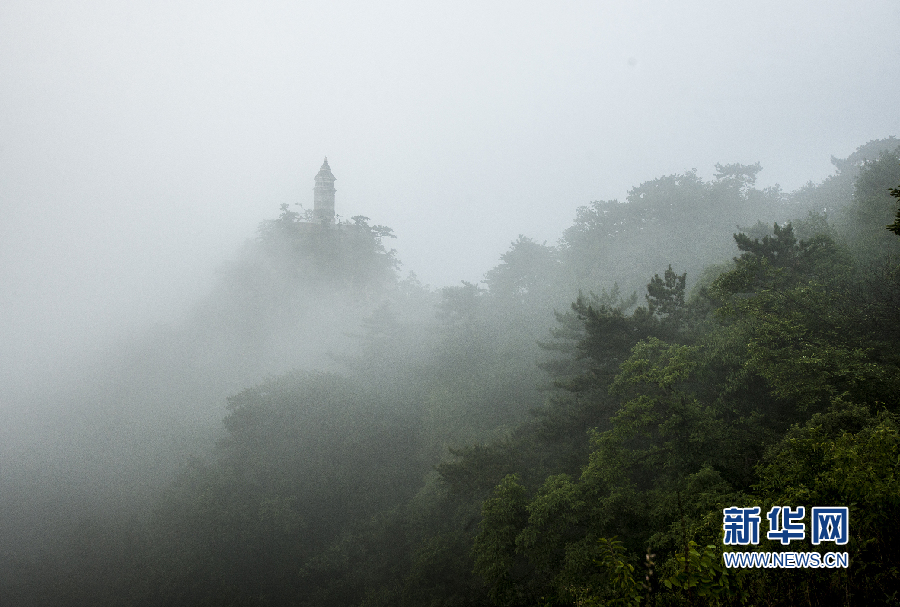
left=645, top=265, right=687, bottom=321
left=579, top=538, right=643, bottom=607
left=755, top=404, right=900, bottom=519
left=843, top=148, right=900, bottom=262
left=473, top=474, right=530, bottom=606
left=474, top=472, right=648, bottom=607
left=746, top=404, right=900, bottom=604
left=611, top=338, right=697, bottom=394
left=662, top=541, right=745, bottom=601
left=887, top=184, right=900, bottom=236
left=601, top=338, right=724, bottom=482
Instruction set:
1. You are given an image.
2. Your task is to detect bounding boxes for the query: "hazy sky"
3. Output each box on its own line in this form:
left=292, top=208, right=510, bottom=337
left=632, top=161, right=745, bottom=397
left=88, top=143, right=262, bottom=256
left=2, top=0, right=899, bottom=389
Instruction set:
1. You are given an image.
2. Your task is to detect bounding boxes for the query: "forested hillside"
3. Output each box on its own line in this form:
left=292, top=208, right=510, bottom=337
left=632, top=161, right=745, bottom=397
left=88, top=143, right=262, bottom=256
left=3, top=139, right=899, bottom=606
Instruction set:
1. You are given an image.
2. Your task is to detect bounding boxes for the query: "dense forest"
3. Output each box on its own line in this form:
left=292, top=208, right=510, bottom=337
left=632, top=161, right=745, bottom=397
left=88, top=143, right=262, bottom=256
left=2, top=138, right=900, bottom=606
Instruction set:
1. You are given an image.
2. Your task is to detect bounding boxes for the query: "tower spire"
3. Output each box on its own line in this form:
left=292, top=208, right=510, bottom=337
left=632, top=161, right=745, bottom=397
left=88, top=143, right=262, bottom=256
left=313, top=157, right=336, bottom=223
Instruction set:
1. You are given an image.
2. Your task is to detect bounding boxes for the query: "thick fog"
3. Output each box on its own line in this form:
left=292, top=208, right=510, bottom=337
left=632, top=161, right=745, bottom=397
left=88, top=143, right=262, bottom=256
left=2, top=0, right=898, bottom=386
left=0, top=1, right=896, bottom=455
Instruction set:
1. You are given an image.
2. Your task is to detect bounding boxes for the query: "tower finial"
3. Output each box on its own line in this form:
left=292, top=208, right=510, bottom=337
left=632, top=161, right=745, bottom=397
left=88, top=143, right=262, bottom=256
left=313, top=158, right=336, bottom=223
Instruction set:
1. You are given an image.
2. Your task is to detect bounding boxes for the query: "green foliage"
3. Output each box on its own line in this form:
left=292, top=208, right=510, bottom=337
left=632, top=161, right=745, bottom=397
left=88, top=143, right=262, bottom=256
left=484, top=236, right=560, bottom=307
left=473, top=475, right=531, bottom=606
left=255, top=206, right=400, bottom=292
left=887, top=185, right=900, bottom=236
left=712, top=220, right=899, bottom=414
left=539, top=285, right=638, bottom=387
left=471, top=197, right=899, bottom=606
left=602, top=338, right=719, bottom=482
left=148, top=371, right=427, bottom=606
left=576, top=538, right=643, bottom=607
left=517, top=474, right=586, bottom=580
left=741, top=404, right=900, bottom=605
left=591, top=538, right=643, bottom=607
left=662, top=542, right=745, bottom=602
left=840, top=148, right=900, bottom=263
left=713, top=162, right=762, bottom=189
left=646, top=265, right=687, bottom=321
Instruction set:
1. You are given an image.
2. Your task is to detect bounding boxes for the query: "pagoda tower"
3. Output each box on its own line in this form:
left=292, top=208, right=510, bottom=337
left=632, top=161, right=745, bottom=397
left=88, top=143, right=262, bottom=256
left=313, top=157, right=336, bottom=223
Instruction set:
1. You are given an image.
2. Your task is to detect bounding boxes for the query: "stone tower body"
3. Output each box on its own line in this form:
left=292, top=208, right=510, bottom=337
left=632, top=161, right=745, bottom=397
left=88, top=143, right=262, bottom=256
left=313, top=158, right=336, bottom=223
